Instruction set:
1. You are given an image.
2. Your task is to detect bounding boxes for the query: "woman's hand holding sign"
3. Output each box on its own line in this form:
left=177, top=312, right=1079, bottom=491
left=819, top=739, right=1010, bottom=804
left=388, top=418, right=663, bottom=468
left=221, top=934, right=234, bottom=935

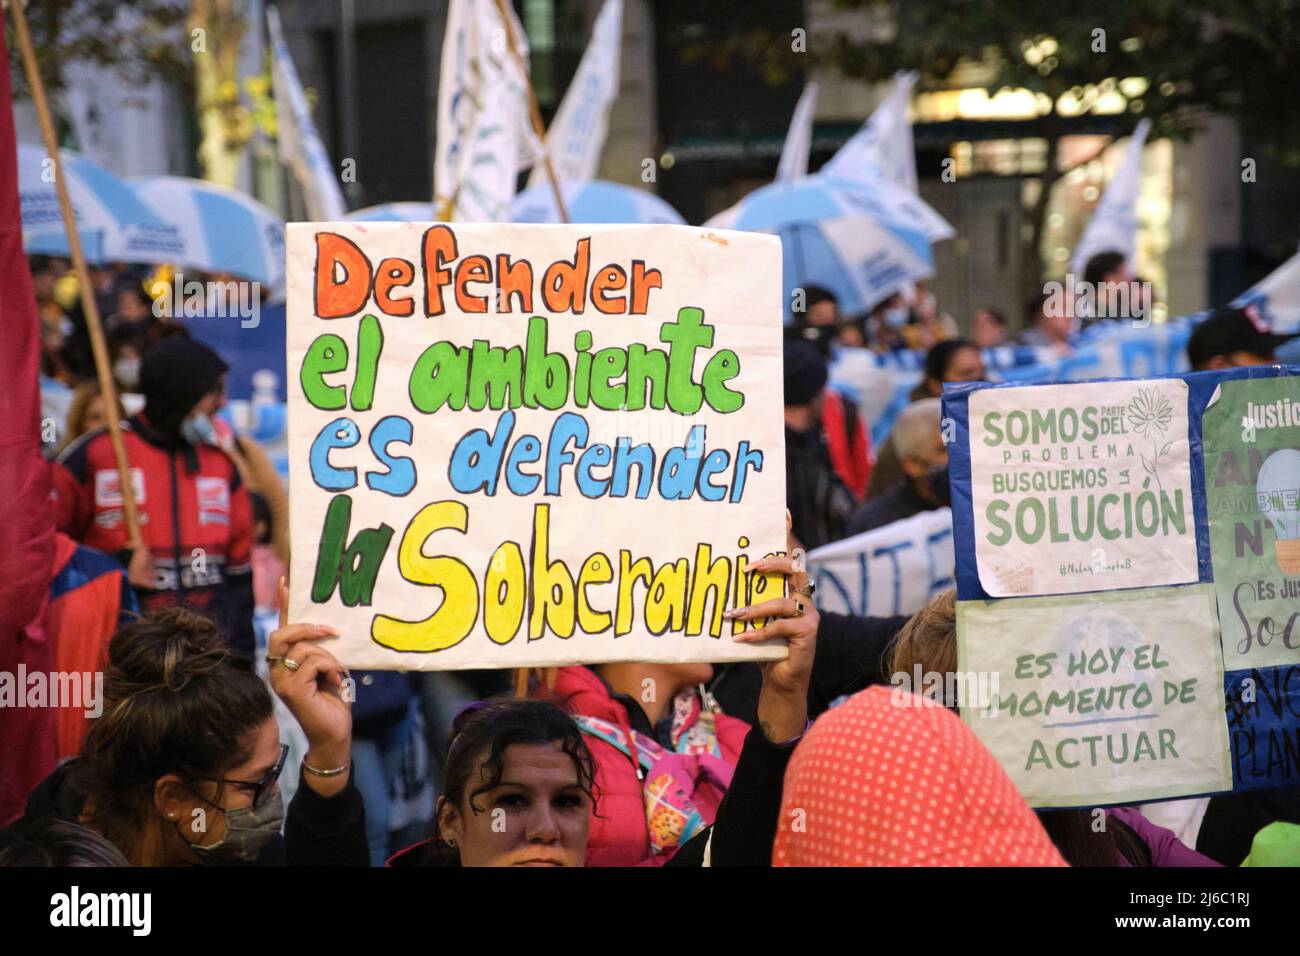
left=725, top=513, right=818, bottom=743
left=269, top=579, right=353, bottom=797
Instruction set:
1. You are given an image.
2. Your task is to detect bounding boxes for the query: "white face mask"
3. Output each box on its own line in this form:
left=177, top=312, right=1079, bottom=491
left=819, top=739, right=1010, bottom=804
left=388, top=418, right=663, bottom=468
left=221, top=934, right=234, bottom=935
left=114, top=357, right=141, bottom=389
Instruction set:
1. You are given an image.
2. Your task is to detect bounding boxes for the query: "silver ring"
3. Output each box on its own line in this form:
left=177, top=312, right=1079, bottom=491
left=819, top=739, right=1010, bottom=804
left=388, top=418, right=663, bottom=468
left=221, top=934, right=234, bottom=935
left=282, top=657, right=301, bottom=672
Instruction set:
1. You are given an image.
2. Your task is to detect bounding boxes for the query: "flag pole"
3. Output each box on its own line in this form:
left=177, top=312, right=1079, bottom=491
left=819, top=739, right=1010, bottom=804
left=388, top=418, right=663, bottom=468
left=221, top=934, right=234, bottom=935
left=491, top=0, right=570, bottom=224
left=9, top=0, right=146, bottom=561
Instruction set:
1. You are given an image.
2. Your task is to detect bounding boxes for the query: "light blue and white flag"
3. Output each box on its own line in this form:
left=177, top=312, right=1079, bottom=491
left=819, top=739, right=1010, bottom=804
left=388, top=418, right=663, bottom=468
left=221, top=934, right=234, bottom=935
left=819, top=72, right=953, bottom=241
left=19, top=144, right=182, bottom=262
left=526, top=0, right=622, bottom=191
left=434, top=0, right=542, bottom=222
left=775, top=82, right=818, bottom=182
left=267, top=6, right=347, bottom=221
left=1233, top=247, right=1300, bottom=334
left=1070, top=118, right=1151, bottom=276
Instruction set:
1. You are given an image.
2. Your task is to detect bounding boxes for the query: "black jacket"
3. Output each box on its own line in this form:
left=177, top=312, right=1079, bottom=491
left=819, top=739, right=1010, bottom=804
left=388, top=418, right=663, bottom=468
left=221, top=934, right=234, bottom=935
left=0, top=759, right=368, bottom=867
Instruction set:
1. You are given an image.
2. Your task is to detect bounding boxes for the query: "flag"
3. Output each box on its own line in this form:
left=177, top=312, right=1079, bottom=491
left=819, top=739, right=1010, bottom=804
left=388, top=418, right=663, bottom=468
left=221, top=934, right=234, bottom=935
left=0, top=11, right=58, bottom=823
left=1070, top=118, right=1152, bottom=277
left=822, top=71, right=919, bottom=193
left=435, top=0, right=543, bottom=222
left=775, top=82, right=818, bottom=182
left=1232, top=247, right=1300, bottom=334
left=820, top=71, right=953, bottom=241
left=267, top=6, right=347, bottom=221
left=526, top=0, right=622, bottom=191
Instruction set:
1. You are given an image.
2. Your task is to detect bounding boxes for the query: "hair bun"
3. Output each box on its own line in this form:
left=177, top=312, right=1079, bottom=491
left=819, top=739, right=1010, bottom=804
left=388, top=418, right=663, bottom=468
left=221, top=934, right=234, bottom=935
left=108, top=607, right=231, bottom=694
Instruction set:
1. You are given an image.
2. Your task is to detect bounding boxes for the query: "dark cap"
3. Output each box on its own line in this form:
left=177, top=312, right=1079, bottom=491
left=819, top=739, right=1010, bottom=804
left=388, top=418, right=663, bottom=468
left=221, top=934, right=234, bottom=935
left=784, top=339, right=829, bottom=406
left=140, top=338, right=228, bottom=440
left=1187, top=306, right=1298, bottom=369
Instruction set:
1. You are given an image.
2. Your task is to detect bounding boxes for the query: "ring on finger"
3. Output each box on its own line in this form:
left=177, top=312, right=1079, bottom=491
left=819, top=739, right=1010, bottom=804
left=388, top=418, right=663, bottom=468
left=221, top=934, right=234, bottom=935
left=793, top=597, right=806, bottom=616
left=266, top=655, right=285, bottom=667
left=793, top=578, right=816, bottom=598
left=282, top=656, right=302, bottom=672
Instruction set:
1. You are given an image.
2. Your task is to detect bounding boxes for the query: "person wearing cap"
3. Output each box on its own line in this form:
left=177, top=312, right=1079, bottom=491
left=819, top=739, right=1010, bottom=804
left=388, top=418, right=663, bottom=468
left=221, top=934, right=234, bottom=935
left=1187, top=305, right=1300, bottom=370
left=52, top=338, right=256, bottom=660
left=784, top=339, right=857, bottom=551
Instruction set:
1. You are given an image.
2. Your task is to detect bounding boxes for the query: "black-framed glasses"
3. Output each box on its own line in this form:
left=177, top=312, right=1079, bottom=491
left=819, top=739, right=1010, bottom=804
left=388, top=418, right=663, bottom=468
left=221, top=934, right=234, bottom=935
left=195, top=743, right=289, bottom=808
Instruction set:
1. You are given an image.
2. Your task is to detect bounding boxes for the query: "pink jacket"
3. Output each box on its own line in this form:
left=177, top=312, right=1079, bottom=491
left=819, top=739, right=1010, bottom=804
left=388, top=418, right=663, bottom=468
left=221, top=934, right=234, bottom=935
left=548, top=666, right=749, bottom=867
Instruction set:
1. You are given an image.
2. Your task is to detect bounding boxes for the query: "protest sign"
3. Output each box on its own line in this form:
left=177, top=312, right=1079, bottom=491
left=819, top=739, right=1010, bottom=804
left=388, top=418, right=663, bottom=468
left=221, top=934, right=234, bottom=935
left=965, top=378, right=1197, bottom=597
left=807, top=507, right=953, bottom=618
left=1202, top=375, right=1300, bottom=671
left=956, top=585, right=1232, bottom=808
left=946, top=365, right=1300, bottom=805
left=286, top=222, right=788, bottom=670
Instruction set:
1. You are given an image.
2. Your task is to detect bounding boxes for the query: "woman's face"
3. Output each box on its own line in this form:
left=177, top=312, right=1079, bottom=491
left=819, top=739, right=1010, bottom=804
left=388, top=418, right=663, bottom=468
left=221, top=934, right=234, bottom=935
left=82, top=395, right=107, bottom=435
left=163, top=718, right=281, bottom=852
left=943, top=346, right=985, bottom=384
left=440, top=741, right=591, bottom=867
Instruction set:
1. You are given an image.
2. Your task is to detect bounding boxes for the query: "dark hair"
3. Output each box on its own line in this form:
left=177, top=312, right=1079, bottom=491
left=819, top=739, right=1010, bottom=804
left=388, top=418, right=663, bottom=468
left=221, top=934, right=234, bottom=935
left=923, top=338, right=978, bottom=384
left=1083, top=250, right=1126, bottom=287
left=804, top=286, right=837, bottom=309
left=0, top=821, right=130, bottom=868
left=1025, top=291, right=1052, bottom=325
left=430, top=699, right=597, bottom=864
left=1037, top=809, right=1151, bottom=867
left=976, top=307, right=1007, bottom=328
left=79, top=608, right=273, bottom=856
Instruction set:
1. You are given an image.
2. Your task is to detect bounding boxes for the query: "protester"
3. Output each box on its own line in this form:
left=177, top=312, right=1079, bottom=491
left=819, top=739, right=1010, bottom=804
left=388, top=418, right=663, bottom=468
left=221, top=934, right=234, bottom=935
left=847, top=398, right=948, bottom=535
left=790, top=284, right=840, bottom=355
left=537, top=544, right=817, bottom=866
left=909, top=337, right=985, bottom=401
left=0, top=607, right=367, bottom=866
left=1186, top=305, right=1299, bottom=370
left=52, top=338, right=256, bottom=659
left=886, top=590, right=1218, bottom=867
left=1018, top=289, right=1078, bottom=351
left=865, top=291, right=909, bottom=352
left=971, top=306, right=1009, bottom=348
left=772, top=684, right=1067, bottom=866
left=783, top=340, right=857, bottom=549
left=1081, top=250, right=1132, bottom=324
left=55, top=381, right=127, bottom=457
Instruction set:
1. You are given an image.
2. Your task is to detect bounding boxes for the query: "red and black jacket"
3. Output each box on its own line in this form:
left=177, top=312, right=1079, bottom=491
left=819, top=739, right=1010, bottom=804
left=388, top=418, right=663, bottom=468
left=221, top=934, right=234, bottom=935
left=51, top=413, right=255, bottom=659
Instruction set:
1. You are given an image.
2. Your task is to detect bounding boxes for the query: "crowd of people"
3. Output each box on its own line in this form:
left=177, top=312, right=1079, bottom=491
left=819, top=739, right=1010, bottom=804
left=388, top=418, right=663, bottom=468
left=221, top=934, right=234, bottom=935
left=2, top=249, right=1298, bottom=869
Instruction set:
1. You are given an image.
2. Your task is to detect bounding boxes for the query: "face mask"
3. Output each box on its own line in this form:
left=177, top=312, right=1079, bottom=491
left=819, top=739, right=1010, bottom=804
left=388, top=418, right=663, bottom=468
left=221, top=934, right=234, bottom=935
left=883, top=307, right=910, bottom=328
left=180, top=789, right=284, bottom=864
left=180, top=411, right=215, bottom=446
left=114, top=357, right=140, bottom=389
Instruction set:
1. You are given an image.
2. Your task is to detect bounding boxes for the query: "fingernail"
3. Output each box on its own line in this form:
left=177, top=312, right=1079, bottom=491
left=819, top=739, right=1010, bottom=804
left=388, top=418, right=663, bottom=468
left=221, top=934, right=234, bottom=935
left=722, top=608, right=743, bottom=620
left=750, top=558, right=769, bottom=570
left=317, top=624, right=339, bottom=635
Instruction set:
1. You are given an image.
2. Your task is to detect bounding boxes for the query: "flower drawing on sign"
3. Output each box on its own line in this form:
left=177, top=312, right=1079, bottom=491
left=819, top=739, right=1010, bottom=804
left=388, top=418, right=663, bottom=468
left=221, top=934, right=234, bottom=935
left=1127, top=387, right=1175, bottom=491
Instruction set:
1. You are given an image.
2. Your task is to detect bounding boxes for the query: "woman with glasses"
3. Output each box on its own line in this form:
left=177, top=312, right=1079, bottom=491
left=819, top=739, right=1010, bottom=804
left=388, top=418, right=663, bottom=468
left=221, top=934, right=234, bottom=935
left=0, top=606, right=367, bottom=867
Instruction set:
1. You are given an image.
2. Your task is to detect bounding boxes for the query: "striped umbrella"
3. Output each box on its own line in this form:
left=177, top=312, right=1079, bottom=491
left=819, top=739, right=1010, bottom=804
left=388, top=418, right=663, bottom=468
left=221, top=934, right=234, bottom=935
left=704, top=175, right=935, bottom=314
left=345, top=202, right=434, bottom=222
left=511, top=180, right=685, bottom=225
left=129, top=176, right=285, bottom=287
left=18, top=144, right=183, bottom=263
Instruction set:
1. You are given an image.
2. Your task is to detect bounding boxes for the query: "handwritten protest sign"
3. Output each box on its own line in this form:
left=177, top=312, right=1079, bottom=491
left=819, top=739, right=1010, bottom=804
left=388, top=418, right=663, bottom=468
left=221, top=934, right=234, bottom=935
left=946, top=366, right=1300, bottom=804
left=966, top=378, right=1197, bottom=597
left=808, top=507, right=953, bottom=618
left=1202, top=375, right=1300, bottom=672
left=286, top=223, right=787, bottom=669
left=956, top=585, right=1232, bottom=807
